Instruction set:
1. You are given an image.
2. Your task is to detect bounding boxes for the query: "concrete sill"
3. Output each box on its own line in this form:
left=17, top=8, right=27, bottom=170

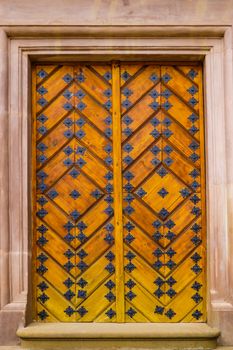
left=17, top=322, right=220, bottom=349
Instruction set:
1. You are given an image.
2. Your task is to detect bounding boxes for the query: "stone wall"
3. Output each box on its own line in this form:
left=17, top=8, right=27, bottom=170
left=0, top=0, right=233, bottom=346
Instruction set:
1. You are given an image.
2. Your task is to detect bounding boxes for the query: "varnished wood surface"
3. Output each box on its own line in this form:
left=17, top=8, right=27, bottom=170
left=32, top=62, right=206, bottom=322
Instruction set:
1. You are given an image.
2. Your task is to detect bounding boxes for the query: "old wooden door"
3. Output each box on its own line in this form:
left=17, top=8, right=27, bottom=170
left=32, top=62, right=206, bottom=322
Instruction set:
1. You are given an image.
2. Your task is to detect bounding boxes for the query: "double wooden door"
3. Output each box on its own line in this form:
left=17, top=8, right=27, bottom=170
left=32, top=62, right=206, bottom=322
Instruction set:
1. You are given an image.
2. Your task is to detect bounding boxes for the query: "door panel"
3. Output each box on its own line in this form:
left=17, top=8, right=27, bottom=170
left=33, top=64, right=116, bottom=322
left=32, top=63, right=206, bottom=322
left=121, top=63, right=205, bottom=322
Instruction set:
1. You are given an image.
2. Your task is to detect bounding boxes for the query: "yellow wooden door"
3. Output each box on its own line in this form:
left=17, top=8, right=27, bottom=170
left=32, top=62, right=206, bottom=322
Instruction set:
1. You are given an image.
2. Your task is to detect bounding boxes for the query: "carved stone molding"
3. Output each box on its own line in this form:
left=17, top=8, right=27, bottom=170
left=0, top=25, right=232, bottom=345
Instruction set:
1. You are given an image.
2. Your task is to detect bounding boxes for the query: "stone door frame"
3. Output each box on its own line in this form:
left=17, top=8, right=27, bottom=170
left=0, top=26, right=233, bottom=344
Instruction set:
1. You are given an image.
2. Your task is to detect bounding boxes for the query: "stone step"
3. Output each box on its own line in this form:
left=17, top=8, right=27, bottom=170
left=17, top=322, right=220, bottom=349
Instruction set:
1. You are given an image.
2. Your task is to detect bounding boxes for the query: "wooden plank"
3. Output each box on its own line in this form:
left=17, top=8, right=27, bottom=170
left=112, top=62, right=124, bottom=322
left=120, top=65, right=160, bottom=114
left=161, top=66, right=199, bottom=112
left=121, top=87, right=161, bottom=142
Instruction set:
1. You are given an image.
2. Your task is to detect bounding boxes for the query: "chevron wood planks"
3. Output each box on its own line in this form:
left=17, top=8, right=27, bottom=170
left=32, top=63, right=206, bottom=322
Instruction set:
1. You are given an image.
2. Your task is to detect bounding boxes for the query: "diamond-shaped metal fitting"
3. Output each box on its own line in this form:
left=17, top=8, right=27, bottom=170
left=64, top=306, right=74, bottom=317
left=165, top=219, right=175, bottom=229
left=105, top=308, right=116, bottom=319
left=104, top=100, right=112, bottom=110
left=63, top=117, right=73, bottom=127
left=63, top=278, right=74, bottom=289
left=180, top=188, right=190, bottom=198
left=156, top=166, right=168, bottom=178
left=63, top=89, right=73, bottom=99
left=189, top=97, right=198, bottom=107
left=105, top=128, right=112, bottom=137
left=188, top=113, right=199, bottom=123
left=77, top=278, right=88, bottom=288
left=37, top=98, right=48, bottom=107
left=47, top=189, right=58, bottom=199
left=150, top=129, right=160, bottom=139
left=77, top=306, right=88, bottom=317
left=77, top=249, right=88, bottom=259
left=165, top=308, right=176, bottom=319
left=158, top=187, right=168, bottom=198
left=77, top=260, right=88, bottom=271
left=121, top=71, right=131, bottom=81
left=150, top=117, right=160, bottom=127
left=70, top=210, right=80, bottom=220
left=37, top=142, right=48, bottom=152
left=123, top=155, right=133, bottom=165
left=122, top=99, right=132, bottom=109
left=63, top=102, right=73, bottom=111
left=150, top=145, right=160, bottom=156
left=162, top=101, right=172, bottom=111
left=104, top=116, right=112, bottom=125
left=37, top=196, right=48, bottom=206
left=76, top=158, right=86, bottom=168
left=136, top=188, right=147, bottom=198
left=163, top=157, right=173, bottom=167
left=187, top=85, right=198, bottom=95
left=64, top=129, right=73, bottom=138
left=122, top=88, right=133, bottom=97
left=161, top=89, right=172, bottom=98
left=103, top=71, right=112, bottom=81
left=77, top=102, right=86, bottom=111
left=37, top=114, right=48, bottom=124
left=162, top=73, right=171, bottom=83
left=189, top=125, right=199, bottom=135
left=76, top=118, right=86, bottom=127
left=149, top=89, right=159, bottom=98
left=123, top=127, right=132, bottom=137
left=163, top=117, right=172, bottom=127
left=105, top=280, right=115, bottom=290
left=63, top=146, right=73, bottom=156
left=37, top=69, right=47, bottom=79
left=192, top=310, right=203, bottom=320
left=69, top=169, right=80, bottom=178
left=37, top=86, right=48, bottom=95
left=153, top=231, right=163, bottom=241
left=77, top=290, right=87, bottom=299
left=126, top=291, right=136, bottom=300
left=187, top=69, right=198, bottom=80
left=124, top=233, right=135, bottom=244
left=69, top=189, right=81, bottom=200
left=149, top=101, right=159, bottom=111
left=150, top=73, right=159, bottom=83
left=76, top=73, right=85, bottom=83
left=154, top=306, right=164, bottom=315
left=126, top=307, right=137, bottom=318
left=105, top=263, right=115, bottom=273
left=123, top=143, right=133, bottom=153
left=123, top=115, right=133, bottom=125
left=63, top=74, right=73, bottom=83
left=75, top=90, right=86, bottom=99
left=159, top=207, right=169, bottom=219
left=125, top=279, right=136, bottom=289
left=104, top=89, right=112, bottom=98
left=163, top=129, right=173, bottom=138
left=105, top=292, right=115, bottom=302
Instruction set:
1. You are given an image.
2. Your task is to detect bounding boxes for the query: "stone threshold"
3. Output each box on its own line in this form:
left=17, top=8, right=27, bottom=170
left=17, top=322, right=220, bottom=349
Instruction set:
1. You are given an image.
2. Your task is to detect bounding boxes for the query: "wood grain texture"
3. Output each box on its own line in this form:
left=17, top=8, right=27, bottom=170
left=32, top=62, right=206, bottom=323
left=121, top=63, right=206, bottom=322
left=112, top=62, right=124, bottom=322
left=33, top=64, right=116, bottom=322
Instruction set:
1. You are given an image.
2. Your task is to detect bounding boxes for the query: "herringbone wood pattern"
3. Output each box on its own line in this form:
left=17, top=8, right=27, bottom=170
left=121, top=64, right=206, bottom=322
left=32, top=63, right=206, bottom=322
